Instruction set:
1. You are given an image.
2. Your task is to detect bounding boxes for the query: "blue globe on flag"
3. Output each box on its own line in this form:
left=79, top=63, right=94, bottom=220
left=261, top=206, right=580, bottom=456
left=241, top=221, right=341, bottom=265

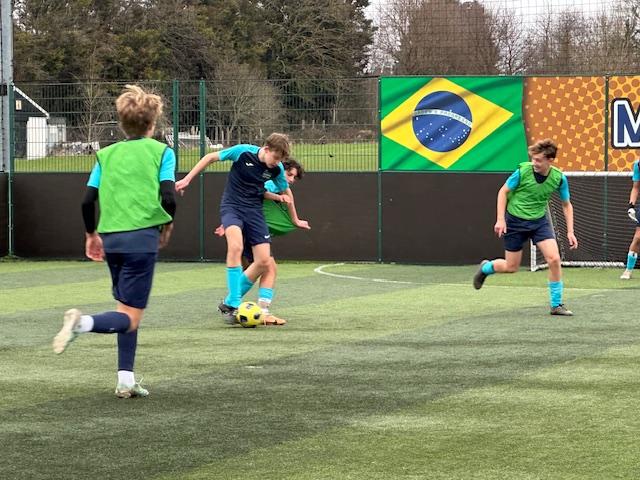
left=412, top=91, right=472, bottom=152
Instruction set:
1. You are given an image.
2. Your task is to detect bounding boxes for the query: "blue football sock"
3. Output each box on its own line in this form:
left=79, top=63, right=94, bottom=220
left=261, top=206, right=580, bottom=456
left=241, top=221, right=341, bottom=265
left=117, top=329, right=138, bottom=372
left=91, top=312, right=130, bottom=333
left=258, top=287, right=274, bottom=304
left=224, top=266, right=243, bottom=308
left=548, top=280, right=563, bottom=308
left=481, top=261, right=496, bottom=275
left=627, top=251, right=638, bottom=270
left=239, top=273, right=255, bottom=298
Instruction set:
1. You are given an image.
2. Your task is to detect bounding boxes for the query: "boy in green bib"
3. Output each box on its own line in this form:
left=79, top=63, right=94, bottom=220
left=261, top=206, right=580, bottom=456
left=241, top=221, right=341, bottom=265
left=473, top=139, right=578, bottom=316
left=53, top=85, right=176, bottom=398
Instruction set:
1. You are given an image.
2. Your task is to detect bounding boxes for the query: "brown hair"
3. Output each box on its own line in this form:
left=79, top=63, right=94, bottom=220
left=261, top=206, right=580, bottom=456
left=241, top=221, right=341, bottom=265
left=264, top=133, right=290, bottom=159
left=283, top=158, right=305, bottom=180
left=115, top=84, right=163, bottom=137
left=528, top=138, right=557, bottom=159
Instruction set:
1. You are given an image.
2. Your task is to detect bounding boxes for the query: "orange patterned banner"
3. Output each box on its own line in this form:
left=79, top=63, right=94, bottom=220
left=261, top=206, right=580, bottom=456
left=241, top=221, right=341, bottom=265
left=523, top=77, right=606, bottom=171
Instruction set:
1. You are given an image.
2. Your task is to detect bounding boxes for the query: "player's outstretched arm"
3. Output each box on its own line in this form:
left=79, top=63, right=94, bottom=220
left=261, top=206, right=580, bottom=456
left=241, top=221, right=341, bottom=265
left=562, top=201, right=578, bottom=249
left=175, top=151, right=221, bottom=194
left=283, top=188, right=310, bottom=230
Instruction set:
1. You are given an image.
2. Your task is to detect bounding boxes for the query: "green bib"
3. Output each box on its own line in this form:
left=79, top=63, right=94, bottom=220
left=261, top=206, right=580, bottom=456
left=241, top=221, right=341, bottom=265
left=263, top=200, right=296, bottom=236
left=507, top=162, right=563, bottom=220
left=96, top=138, right=172, bottom=233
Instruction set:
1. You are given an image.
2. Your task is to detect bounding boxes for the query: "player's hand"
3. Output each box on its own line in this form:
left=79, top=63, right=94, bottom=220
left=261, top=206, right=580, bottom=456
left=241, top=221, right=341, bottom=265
left=278, top=194, right=291, bottom=204
left=85, top=233, right=104, bottom=262
left=628, top=206, right=637, bottom=223
left=175, top=178, right=190, bottom=196
left=214, top=224, right=225, bottom=237
left=494, top=219, right=507, bottom=237
left=294, top=219, right=310, bottom=230
left=159, top=223, right=174, bottom=249
left=567, top=232, right=578, bottom=250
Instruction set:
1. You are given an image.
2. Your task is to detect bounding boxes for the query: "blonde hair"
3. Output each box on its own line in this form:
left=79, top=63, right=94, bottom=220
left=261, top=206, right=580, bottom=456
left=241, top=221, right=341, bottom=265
left=264, top=133, right=290, bottom=159
left=115, top=84, right=164, bottom=137
left=528, top=138, right=557, bottom=159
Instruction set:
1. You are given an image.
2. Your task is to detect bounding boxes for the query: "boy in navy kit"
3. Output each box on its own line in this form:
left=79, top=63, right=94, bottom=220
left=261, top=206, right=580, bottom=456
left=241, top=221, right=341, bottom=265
left=175, top=134, right=290, bottom=322
left=52, top=84, right=176, bottom=398
left=214, top=158, right=310, bottom=325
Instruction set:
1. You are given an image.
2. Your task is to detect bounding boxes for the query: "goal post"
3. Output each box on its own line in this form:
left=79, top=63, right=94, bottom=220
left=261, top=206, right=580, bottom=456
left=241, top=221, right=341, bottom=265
left=530, top=171, right=632, bottom=271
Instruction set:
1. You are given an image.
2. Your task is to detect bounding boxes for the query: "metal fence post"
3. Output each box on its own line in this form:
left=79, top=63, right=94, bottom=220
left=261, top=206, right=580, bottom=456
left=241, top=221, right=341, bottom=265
left=8, top=83, right=14, bottom=256
left=172, top=79, right=179, bottom=172
left=198, top=79, right=206, bottom=261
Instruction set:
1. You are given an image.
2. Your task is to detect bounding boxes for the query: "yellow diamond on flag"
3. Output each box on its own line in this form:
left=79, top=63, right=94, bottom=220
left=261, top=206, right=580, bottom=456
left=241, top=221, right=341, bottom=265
left=381, top=78, right=514, bottom=169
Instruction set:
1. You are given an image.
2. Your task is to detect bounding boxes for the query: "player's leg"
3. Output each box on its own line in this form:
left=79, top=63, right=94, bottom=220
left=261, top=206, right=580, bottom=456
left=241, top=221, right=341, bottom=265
left=235, top=210, right=272, bottom=296
left=219, top=208, right=245, bottom=319
left=53, top=252, right=155, bottom=397
left=473, top=227, right=526, bottom=289
left=53, top=252, right=132, bottom=354
left=111, top=252, right=157, bottom=398
left=536, top=238, right=572, bottom=316
left=258, top=257, right=286, bottom=325
left=621, top=227, right=640, bottom=279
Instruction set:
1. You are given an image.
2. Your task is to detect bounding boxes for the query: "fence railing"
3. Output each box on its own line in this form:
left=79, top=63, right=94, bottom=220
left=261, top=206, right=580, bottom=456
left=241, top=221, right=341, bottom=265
left=9, top=78, right=379, bottom=173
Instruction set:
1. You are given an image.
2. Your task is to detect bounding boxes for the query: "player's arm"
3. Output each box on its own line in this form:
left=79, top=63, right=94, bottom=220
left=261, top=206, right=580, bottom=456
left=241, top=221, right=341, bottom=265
left=175, top=151, right=221, bottom=193
left=159, top=148, right=177, bottom=248
left=629, top=182, right=640, bottom=206
left=264, top=191, right=290, bottom=203
left=495, top=168, right=519, bottom=237
left=283, top=188, right=310, bottom=230
left=82, top=162, right=104, bottom=261
left=494, top=184, right=510, bottom=237
left=627, top=182, right=640, bottom=222
left=559, top=174, right=578, bottom=249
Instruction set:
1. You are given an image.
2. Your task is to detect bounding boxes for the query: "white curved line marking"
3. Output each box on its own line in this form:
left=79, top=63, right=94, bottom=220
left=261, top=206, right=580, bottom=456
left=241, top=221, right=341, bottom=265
left=313, top=263, right=607, bottom=291
left=314, top=263, right=419, bottom=285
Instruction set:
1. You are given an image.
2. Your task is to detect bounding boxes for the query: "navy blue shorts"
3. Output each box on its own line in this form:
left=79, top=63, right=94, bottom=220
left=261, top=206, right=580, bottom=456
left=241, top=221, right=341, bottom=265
left=221, top=205, right=271, bottom=247
left=241, top=236, right=275, bottom=263
left=105, top=252, right=157, bottom=309
left=503, top=212, right=556, bottom=252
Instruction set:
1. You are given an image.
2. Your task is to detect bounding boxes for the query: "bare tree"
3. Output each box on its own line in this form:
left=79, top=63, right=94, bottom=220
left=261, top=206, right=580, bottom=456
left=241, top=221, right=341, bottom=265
left=209, top=61, right=284, bottom=145
left=373, top=0, right=500, bottom=75
left=491, top=7, right=530, bottom=74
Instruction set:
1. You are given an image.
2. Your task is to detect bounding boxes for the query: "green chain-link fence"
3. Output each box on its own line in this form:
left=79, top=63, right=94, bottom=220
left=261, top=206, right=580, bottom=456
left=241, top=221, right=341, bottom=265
left=9, top=78, right=378, bottom=173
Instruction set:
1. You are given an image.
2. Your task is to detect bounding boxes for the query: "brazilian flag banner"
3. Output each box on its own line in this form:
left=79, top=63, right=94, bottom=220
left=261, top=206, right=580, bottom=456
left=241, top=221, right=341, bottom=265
left=380, top=76, right=527, bottom=171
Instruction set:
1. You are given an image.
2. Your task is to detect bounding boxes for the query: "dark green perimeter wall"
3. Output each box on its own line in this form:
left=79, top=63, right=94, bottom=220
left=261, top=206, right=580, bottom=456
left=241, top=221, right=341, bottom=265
left=6, top=172, right=509, bottom=264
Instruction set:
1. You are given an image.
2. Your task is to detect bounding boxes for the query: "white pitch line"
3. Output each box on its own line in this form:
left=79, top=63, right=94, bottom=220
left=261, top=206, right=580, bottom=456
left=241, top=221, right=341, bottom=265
left=314, top=263, right=419, bottom=284
left=313, top=263, right=618, bottom=291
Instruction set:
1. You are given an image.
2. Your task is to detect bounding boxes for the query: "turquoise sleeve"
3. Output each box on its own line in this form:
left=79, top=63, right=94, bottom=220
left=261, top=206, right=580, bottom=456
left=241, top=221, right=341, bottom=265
left=159, top=148, right=176, bottom=182
left=558, top=175, right=570, bottom=201
left=264, top=180, right=284, bottom=194
left=505, top=169, right=520, bottom=190
left=218, top=144, right=260, bottom=162
left=633, top=161, right=640, bottom=182
left=87, top=162, right=101, bottom=188
left=271, top=163, right=288, bottom=192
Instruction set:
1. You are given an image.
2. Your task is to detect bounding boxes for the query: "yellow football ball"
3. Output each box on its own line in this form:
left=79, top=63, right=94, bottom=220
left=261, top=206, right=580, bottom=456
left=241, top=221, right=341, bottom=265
left=236, top=301, right=263, bottom=328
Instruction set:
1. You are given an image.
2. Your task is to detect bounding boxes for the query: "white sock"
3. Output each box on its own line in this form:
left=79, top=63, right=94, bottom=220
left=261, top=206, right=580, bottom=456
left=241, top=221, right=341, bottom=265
left=118, top=370, right=135, bottom=386
left=258, top=299, right=271, bottom=315
left=76, top=315, right=94, bottom=333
